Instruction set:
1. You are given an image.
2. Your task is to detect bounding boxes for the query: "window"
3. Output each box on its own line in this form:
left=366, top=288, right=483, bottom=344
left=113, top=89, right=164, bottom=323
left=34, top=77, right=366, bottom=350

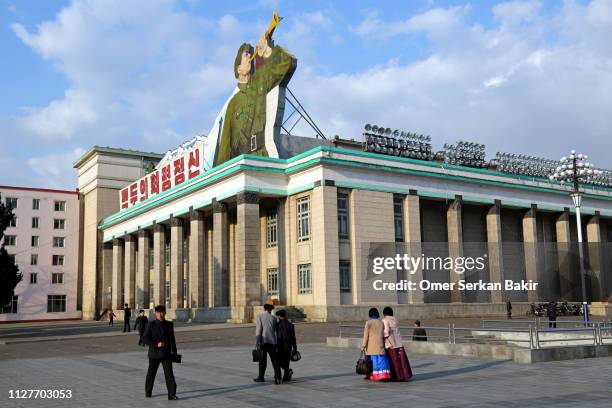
left=267, top=268, right=279, bottom=297
left=164, top=242, right=170, bottom=267
left=53, top=237, right=65, bottom=248
left=1, top=296, right=18, bottom=314
left=52, top=273, right=64, bottom=284
left=165, top=282, right=171, bottom=307
left=32, top=198, right=40, bottom=210
left=298, top=263, right=312, bottom=294
left=183, top=238, right=189, bottom=263
left=394, top=196, right=404, bottom=242
left=337, top=192, right=349, bottom=240
left=183, top=281, right=188, bottom=303
left=30, top=273, right=38, bottom=284
left=4, top=235, right=16, bottom=246
left=8, top=216, right=17, bottom=228
left=47, top=295, right=66, bottom=313
left=149, top=283, right=155, bottom=304
left=339, top=261, right=351, bottom=293
left=54, top=201, right=66, bottom=211
left=52, top=255, right=65, bottom=266
left=5, top=197, right=17, bottom=209
left=266, top=209, right=277, bottom=248
left=53, top=219, right=65, bottom=229
left=31, top=236, right=39, bottom=247
left=297, top=197, right=311, bottom=242
left=32, top=217, right=39, bottom=229
left=149, top=249, right=154, bottom=269
left=31, top=254, right=38, bottom=265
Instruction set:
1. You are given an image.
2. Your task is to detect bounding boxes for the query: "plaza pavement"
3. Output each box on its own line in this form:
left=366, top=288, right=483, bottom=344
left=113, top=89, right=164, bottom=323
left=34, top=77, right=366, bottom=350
left=1, top=342, right=610, bottom=408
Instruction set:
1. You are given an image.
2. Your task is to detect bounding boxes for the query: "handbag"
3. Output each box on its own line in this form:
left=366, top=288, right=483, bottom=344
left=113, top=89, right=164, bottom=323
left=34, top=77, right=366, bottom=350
left=252, top=345, right=266, bottom=363
left=355, top=349, right=372, bottom=375
left=290, top=349, right=301, bottom=362
left=170, top=353, right=182, bottom=364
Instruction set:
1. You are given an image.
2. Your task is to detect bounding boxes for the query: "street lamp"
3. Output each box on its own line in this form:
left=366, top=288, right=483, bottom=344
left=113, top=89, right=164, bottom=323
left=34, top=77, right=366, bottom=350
left=549, top=150, right=603, bottom=325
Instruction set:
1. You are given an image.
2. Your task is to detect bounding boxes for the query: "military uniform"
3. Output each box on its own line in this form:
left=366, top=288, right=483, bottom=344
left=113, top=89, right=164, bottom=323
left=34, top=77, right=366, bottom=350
left=216, top=46, right=296, bottom=166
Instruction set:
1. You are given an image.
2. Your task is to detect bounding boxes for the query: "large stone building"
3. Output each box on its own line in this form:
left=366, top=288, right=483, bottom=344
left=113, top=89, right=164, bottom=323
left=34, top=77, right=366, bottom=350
left=0, top=186, right=81, bottom=322
left=74, top=135, right=612, bottom=322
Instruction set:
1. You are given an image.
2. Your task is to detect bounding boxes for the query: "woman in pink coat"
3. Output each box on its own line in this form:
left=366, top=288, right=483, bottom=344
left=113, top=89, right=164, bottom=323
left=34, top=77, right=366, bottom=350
left=382, top=307, right=413, bottom=381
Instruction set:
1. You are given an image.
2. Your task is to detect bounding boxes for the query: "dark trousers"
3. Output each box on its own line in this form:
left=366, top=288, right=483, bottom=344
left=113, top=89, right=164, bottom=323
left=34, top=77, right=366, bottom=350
left=145, top=357, right=176, bottom=397
left=549, top=318, right=557, bottom=328
left=258, top=343, right=281, bottom=380
left=507, top=312, right=512, bottom=319
left=138, top=332, right=145, bottom=346
left=277, top=346, right=292, bottom=380
left=109, top=319, right=114, bottom=326
left=123, top=320, right=131, bottom=332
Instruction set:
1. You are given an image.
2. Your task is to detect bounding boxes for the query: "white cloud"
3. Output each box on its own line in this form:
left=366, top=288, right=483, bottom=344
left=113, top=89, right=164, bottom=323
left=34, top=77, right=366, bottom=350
left=293, top=1, right=612, bottom=167
left=493, top=1, right=542, bottom=25
left=26, top=148, right=86, bottom=188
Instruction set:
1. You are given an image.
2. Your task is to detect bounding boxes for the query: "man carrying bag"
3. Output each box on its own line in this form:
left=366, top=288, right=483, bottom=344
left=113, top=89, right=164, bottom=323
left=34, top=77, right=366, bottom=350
left=142, top=305, right=179, bottom=400
left=253, top=301, right=281, bottom=384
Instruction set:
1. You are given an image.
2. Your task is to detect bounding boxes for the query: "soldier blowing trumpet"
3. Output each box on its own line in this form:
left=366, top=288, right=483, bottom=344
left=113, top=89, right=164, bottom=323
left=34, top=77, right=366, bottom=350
left=215, top=11, right=297, bottom=166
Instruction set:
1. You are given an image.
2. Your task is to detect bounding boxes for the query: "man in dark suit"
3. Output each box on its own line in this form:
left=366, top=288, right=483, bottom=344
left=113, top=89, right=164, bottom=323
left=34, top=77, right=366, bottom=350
left=412, top=320, right=428, bottom=341
left=142, top=305, right=178, bottom=400
left=275, top=309, right=297, bottom=382
left=123, top=303, right=132, bottom=333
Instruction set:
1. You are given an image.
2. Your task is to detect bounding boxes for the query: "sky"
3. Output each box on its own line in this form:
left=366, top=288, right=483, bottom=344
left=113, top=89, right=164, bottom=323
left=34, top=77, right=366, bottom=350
left=0, top=0, right=611, bottom=189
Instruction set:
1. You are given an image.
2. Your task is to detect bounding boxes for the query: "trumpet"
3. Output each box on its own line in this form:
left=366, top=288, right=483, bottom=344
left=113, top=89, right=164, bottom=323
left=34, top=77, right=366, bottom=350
left=249, top=10, right=282, bottom=62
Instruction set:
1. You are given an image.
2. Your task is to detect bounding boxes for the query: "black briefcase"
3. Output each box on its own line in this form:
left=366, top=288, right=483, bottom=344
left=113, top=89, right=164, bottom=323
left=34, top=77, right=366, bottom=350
left=171, top=353, right=182, bottom=364
left=252, top=347, right=266, bottom=363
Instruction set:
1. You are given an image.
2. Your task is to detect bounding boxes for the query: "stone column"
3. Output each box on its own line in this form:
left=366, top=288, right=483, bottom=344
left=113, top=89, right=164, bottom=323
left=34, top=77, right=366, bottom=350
left=486, top=200, right=504, bottom=303
left=235, top=192, right=261, bottom=308
left=522, top=205, right=542, bottom=302
left=447, top=196, right=463, bottom=303
left=101, top=242, right=113, bottom=309
left=586, top=213, right=604, bottom=301
left=170, top=217, right=184, bottom=310
left=111, top=238, right=124, bottom=310
left=404, top=191, right=424, bottom=304
left=556, top=209, right=574, bottom=300
left=189, top=209, right=205, bottom=308
left=124, top=234, right=136, bottom=308
left=212, top=200, right=229, bottom=306
left=207, top=222, right=214, bottom=307
left=136, top=229, right=150, bottom=309
left=152, top=224, right=166, bottom=307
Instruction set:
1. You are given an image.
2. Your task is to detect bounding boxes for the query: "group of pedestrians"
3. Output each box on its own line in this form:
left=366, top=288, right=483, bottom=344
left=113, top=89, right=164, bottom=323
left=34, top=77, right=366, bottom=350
left=253, top=302, right=298, bottom=384
left=362, top=307, right=413, bottom=382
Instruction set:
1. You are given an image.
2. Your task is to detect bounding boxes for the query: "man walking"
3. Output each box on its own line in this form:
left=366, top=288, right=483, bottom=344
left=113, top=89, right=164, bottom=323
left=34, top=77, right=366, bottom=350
left=506, top=298, right=512, bottom=319
left=253, top=301, right=281, bottom=384
left=142, top=305, right=179, bottom=400
left=275, top=309, right=297, bottom=382
left=547, top=301, right=558, bottom=328
left=123, top=303, right=132, bottom=333
left=134, top=310, right=149, bottom=346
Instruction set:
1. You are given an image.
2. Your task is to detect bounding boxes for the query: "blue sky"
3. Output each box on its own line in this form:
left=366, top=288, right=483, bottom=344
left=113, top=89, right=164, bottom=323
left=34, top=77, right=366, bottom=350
left=1, top=0, right=611, bottom=189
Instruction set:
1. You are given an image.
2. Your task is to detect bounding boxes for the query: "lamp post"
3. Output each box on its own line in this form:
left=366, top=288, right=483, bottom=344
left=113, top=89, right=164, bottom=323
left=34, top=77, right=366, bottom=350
left=550, top=150, right=602, bottom=325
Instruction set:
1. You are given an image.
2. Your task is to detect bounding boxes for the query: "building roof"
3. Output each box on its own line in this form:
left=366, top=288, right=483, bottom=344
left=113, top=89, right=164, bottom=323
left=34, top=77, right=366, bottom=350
left=73, top=146, right=165, bottom=169
left=0, top=185, right=79, bottom=195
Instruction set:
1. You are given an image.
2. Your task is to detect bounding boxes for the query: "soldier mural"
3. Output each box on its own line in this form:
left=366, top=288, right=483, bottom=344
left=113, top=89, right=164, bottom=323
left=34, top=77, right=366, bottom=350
left=214, top=11, right=297, bottom=166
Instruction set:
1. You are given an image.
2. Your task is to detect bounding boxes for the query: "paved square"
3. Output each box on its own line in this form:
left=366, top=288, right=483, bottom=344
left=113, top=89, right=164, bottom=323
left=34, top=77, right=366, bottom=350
left=0, top=343, right=610, bottom=408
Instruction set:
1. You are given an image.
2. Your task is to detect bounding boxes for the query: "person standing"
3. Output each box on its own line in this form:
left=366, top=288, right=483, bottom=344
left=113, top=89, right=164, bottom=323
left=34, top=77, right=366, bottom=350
left=547, top=301, right=558, bottom=328
left=253, top=302, right=281, bottom=384
left=381, top=307, right=412, bottom=382
left=506, top=298, right=513, bottom=319
left=123, top=304, right=132, bottom=333
left=412, top=320, right=428, bottom=341
left=134, top=310, right=149, bottom=346
left=275, top=309, right=297, bottom=383
left=362, top=308, right=391, bottom=381
left=108, top=309, right=117, bottom=327
left=142, top=305, right=178, bottom=400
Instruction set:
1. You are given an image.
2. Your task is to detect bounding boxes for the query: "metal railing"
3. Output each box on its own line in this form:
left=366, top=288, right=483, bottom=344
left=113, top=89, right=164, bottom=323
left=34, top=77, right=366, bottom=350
left=338, top=320, right=611, bottom=350
left=482, top=318, right=610, bottom=329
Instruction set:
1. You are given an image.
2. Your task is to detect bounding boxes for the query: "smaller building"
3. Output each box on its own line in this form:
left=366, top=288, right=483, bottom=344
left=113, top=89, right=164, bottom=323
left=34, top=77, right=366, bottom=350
left=0, top=186, right=81, bottom=322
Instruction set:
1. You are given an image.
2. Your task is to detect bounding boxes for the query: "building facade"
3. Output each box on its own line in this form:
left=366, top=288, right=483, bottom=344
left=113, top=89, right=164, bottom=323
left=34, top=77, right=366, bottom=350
left=76, top=137, right=612, bottom=322
left=0, top=186, right=81, bottom=322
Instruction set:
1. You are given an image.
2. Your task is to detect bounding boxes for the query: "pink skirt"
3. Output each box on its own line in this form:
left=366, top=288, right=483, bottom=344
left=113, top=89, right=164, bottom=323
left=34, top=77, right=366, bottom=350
left=386, top=346, right=413, bottom=381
